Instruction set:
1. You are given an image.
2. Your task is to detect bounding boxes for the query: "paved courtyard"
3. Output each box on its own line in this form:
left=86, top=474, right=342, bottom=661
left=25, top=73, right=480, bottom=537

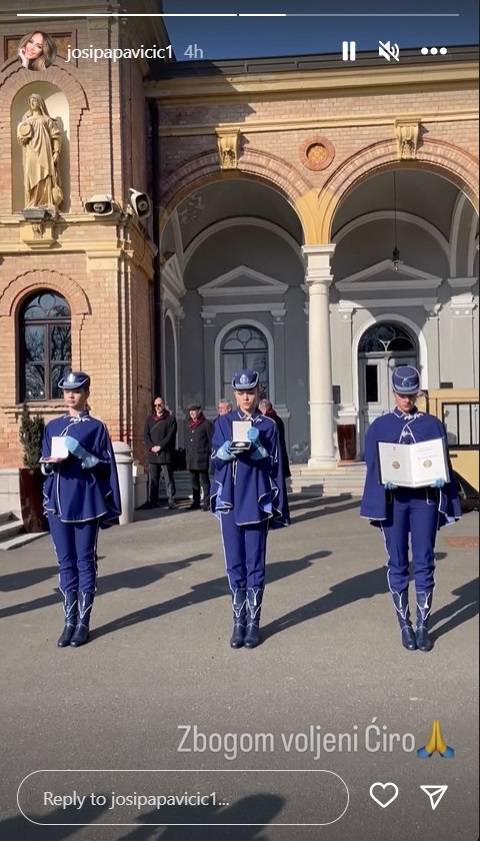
left=1, top=495, right=478, bottom=841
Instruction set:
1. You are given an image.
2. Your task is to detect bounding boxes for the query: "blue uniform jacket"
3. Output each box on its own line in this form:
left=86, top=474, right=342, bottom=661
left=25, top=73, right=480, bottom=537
left=41, top=412, right=121, bottom=525
left=211, top=409, right=290, bottom=527
left=360, top=408, right=461, bottom=527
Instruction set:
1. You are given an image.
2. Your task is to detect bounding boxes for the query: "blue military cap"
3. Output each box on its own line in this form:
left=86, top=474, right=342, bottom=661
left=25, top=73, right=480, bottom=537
left=58, top=370, right=91, bottom=390
left=392, top=365, right=420, bottom=394
left=231, top=369, right=259, bottom=390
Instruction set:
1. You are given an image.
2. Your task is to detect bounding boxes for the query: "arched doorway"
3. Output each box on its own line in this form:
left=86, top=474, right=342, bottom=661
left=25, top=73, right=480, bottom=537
left=358, top=321, right=418, bottom=444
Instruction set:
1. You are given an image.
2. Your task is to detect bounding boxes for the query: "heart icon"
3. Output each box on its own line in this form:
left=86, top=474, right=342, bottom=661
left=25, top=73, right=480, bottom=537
left=369, top=782, right=399, bottom=809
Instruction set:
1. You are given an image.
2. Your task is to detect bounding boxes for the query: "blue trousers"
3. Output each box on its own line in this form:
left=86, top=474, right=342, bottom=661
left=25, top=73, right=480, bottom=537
left=219, top=515, right=269, bottom=592
left=48, top=514, right=100, bottom=593
left=381, top=489, right=439, bottom=593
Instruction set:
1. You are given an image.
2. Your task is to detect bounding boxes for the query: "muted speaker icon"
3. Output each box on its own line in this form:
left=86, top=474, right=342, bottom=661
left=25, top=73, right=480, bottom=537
left=379, top=40, right=400, bottom=62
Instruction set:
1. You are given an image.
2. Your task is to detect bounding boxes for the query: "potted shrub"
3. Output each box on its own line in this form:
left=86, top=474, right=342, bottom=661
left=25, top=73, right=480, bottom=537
left=18, top=404, right=46, bottom=533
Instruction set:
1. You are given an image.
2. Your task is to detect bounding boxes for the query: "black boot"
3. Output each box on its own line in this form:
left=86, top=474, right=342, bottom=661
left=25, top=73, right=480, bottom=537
left=391, top=588, right=417, bottom=651
left=244, top=587, right=264, bottom=649
left=415, top=589, right=434, bottom=651
left=70, top=591, right=94, bottom=647
left=57, top=590, right=78, bottom=647
left=230, top=589, right=247, bottom=649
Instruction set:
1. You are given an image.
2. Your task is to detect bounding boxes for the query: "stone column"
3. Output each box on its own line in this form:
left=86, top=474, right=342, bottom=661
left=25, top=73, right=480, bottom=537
left=272, top=308, right=287, bottom=408
left=174, top=310, right=185, bottom=418
left=303, top=244, right=336, bottom=468
left=450, top=294, right=477, bottom=387
left=423, top=303, right=442, bottom=390
left=336, top=301, right=357, bottom=416
left=201, top=313, right=217, bottom=414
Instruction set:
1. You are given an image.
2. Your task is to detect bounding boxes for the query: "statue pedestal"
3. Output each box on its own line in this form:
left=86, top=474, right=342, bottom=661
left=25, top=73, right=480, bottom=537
left=21, top=207, right=52, bottom=220
left=19, top=215, right=58, bottom=249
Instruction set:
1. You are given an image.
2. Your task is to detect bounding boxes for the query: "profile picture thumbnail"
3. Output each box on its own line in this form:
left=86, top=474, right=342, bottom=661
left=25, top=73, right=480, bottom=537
left=17, top=31, right=56, bottom=71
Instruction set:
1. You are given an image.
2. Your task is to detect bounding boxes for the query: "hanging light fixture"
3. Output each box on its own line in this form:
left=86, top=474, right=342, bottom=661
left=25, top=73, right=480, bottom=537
left=392, top=171, right=400, bottom=271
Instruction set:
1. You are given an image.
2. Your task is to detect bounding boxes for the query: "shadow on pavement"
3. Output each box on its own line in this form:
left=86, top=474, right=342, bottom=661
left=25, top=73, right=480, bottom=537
left=0, top=566, right=58, bottom=592
left=262, top=565, right=388, bottom=640
left=0, top=554, right=211, bottom=620
left=134, top=502, right=194, bottom=522
left=92, top=551, right=331, bottom=640
left=289, top=499, right=360, bottom=525
left=430, top=577, right=479, bottom=641
left=287, top=494, right=352, bottom=512
left=116, top=794, right=283, bottom=841
left=1, top=794, right=283, bottom=841
left=0, top=802, right=108, bottom=841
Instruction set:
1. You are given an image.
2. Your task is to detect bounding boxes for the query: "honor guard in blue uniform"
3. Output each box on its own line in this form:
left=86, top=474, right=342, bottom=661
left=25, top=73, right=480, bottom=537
left=41, top=371, right=121, bottom=647
left=211, top=369, right=290, bottom=649
left=360, top=366, right=461, bottom=651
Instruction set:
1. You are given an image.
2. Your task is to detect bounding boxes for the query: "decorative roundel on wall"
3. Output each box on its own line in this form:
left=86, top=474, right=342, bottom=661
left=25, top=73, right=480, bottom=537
left=299, top=136, right=335, bottom=171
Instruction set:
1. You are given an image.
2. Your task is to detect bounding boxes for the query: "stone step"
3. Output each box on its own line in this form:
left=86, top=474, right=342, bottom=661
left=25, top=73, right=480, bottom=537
left=288, top=462, right=366, bottom=496
left=0, top=530, right=48, bottom=551
left=157, top=469, right=367, bottom=500
left=0, top=511, right=49, bottom=550
left=290, top=464, right=366, bottom=474
left=157, top=471, right=193, bottom=500
left=0, top=517, right=23, bottom=542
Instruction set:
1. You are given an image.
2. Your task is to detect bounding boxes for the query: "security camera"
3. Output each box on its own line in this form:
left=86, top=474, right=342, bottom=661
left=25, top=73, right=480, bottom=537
left=84, top=194, right=116, bottom=215
left=128, top=188, right=152, bottom=219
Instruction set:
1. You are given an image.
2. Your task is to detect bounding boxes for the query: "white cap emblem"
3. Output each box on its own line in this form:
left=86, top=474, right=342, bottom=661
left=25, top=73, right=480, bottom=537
left=240, top=374, right=248, bottom=384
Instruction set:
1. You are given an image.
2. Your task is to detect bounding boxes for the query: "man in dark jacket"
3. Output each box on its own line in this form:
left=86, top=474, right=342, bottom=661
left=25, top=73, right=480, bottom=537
left=144, top=397, right=177, bottom=509
left=186, top=404, right=212, bottom=511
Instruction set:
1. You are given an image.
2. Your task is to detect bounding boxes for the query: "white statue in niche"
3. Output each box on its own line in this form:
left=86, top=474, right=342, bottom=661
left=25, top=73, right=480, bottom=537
left=17, top=92, right=63, bottom=209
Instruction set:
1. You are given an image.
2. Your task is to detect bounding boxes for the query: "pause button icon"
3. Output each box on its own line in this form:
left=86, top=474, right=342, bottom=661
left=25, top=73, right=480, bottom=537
left=342, top=41, right=356, bottom=61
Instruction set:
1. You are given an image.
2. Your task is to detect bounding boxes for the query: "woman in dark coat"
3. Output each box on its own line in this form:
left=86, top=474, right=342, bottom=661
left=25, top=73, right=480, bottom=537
left=186, top=404, right=212, bottom=511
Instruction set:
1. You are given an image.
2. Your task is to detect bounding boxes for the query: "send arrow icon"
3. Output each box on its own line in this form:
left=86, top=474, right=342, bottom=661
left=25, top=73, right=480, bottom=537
left=420, top=785, right=448, bottom=810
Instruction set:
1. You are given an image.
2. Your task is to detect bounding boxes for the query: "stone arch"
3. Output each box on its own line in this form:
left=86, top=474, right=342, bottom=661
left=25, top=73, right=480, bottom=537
left=183, top=216, right=303, bottom=271
left=316, top=138, right=479, bottom=245
left=0, top=59, right=88, bottom=214
left=159, top=147, right=311, bottom=239
left=334, top=210, right=450, bottom=260
left=0, top=269, right=90, bottom=317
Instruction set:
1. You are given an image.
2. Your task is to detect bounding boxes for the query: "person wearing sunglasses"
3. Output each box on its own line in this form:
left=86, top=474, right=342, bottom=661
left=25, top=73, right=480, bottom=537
left=144, top=397, right=177, bottom=509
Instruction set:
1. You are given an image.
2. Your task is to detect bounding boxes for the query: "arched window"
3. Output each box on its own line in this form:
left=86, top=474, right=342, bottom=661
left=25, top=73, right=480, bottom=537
left=221, top=325, right=269, bottom=401
left=20, top=291, right=71, bottom=400
left=359, top=322, right=416, bottom=354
